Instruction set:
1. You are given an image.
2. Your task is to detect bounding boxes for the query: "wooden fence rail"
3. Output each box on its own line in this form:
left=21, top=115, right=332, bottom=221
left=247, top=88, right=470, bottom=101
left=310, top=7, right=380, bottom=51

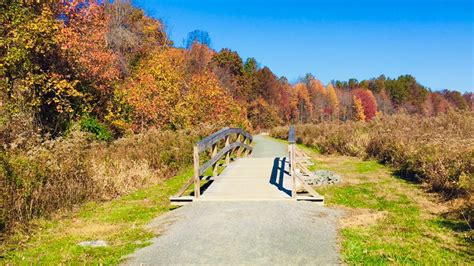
left=171, top=127, right=253, bottom=203
left=288, top=125, right=324, bottom=202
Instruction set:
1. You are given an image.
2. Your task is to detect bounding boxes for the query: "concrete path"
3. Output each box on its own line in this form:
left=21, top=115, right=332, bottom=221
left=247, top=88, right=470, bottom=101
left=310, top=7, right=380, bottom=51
left=123, top=135, right=341, bottom=265
left=123, top=202, right=341, bottom=265
left=199, top=135, right=292, bottom=201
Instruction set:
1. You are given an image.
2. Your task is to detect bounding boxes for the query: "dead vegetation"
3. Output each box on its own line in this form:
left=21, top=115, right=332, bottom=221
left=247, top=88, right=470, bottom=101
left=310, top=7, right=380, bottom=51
left=0, top=127, right=214, bottom=236
left=271, top=112, right=474, bottom=227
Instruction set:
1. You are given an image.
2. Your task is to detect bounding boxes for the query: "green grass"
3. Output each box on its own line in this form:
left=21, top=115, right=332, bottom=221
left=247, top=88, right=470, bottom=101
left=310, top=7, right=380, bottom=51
left=311, top=155, right=473, bottom=264
left=271, top=136, right=472, bottom=264
left=1, top=169, right=194, bottom=264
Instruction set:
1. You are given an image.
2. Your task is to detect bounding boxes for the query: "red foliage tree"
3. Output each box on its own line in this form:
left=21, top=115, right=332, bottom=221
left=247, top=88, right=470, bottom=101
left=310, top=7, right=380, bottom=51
left=352, top=89, right=378, bottom=121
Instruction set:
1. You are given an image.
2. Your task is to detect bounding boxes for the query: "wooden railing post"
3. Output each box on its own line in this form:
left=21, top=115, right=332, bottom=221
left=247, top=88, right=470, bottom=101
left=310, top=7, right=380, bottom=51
left=288, top=125, right=296, bottom=199
left=290, top=143, right=296, bottom=199
left=193, top=145, right=200, bottom=198
left=225, top=135, right=231, bottom=166
left=171, top=127, right=253, bottom=203
left=236, top=133, right=243, bottom=157
left=211, top=143, right=218, bottom=177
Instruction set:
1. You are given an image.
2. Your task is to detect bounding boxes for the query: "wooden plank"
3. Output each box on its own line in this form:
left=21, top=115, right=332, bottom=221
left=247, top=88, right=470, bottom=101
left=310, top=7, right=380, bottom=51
left=199, top=142, right=252, bottom=176
left=288, top=125, right=296, bottom=144
left=295, top=172, right=323, bottom=199
left=193, top=146, right=200, bottom=198
left=290, top=143, right=296, bottom=199
left=196, top=128, right=252, bottom=152
left=211, top=144, right=218, bottom=177
left=174, top=177, right=195, bottom=197
left=225, top=135, right=230, bottom=166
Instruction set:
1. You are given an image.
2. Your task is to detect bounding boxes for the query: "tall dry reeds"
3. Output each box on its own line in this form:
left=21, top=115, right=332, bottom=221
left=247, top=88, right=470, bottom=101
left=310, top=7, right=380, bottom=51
left=0, top=127, right=212, bottom=234
left=271, top=111, right=474, bottom=225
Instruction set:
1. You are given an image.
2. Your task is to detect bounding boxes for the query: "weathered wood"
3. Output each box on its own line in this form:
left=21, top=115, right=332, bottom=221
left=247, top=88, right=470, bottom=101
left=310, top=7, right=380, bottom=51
left=199, top=141, right=252, bottom=176
left=172, top=127, right=253, bottom=201
left=193, top=146, right=200, bottom=198
left=290, top=143, right=296, bottom=199
left=236, top=135, right=244, bottom=157
left=211, top=143, right=218, bottom=177
left=196, top=128, right=252, bottom=153
left=175, top=177, right=195, bottom=197
left=288, top=125, right=296, bottom=144
left=225, top=135, right=230, bottom=166
left=295, top=172, right=324, bottom=200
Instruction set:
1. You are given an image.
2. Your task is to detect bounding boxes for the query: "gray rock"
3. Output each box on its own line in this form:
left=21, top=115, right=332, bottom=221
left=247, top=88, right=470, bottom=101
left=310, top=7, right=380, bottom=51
left=78, top=240, right=108, bottom=247
left=303, top=170, right=342, bottom=185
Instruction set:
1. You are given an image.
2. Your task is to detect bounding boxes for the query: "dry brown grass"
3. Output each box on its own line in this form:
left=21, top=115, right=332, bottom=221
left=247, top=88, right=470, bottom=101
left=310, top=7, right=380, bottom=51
left=0, top=127, right=212, bottom=235
left=271, top=111, right=474, bottom=226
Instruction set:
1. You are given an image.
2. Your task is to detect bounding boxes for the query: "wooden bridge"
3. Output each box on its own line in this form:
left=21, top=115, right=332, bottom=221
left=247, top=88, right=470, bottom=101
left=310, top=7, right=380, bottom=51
left=170, top=126, right=324, bottom=204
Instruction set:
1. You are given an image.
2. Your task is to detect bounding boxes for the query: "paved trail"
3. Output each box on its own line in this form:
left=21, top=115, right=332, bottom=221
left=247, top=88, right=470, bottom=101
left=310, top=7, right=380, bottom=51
left=123, top=135, right=341, bottom=265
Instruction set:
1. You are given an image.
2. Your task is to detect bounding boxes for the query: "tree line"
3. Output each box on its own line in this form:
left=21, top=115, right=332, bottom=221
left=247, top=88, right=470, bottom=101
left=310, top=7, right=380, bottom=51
left=1, top=0, right=472, bottom=144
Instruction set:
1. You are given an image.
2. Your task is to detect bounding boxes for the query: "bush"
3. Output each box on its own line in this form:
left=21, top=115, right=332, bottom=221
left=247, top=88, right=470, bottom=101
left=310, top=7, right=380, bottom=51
left=79, top=116, right=113, bottom=141
left=271, top=112, right=474, bottom=226
left=0, top=127, right=212, bottom=234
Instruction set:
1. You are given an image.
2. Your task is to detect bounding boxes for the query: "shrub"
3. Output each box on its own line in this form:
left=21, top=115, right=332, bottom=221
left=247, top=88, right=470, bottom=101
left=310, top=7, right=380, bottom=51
left=79, top=116, right=113, bottom=141
left=271, top=112, right=474, bottom=226
left=0, top=127, right=212, bottom=234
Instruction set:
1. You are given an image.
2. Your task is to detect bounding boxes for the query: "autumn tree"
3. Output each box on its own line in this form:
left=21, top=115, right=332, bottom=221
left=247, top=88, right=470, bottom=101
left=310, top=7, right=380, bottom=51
left=352, top=89, right=378, bottom=121
left=0, top=1, right=83, bottom=134
left=337, top=89, right=354, bottom=121
left=105, top=0, right=170, bottom=76
left=294, top=83, right=313, bottom=123
left=60, top=0, right=121, bottom=117
left=374, top=88, right=393, bottom=115
left=326, top=83, right=340, bottom=120
left=353, top=96, right=366, bottom=121
left=174, top=72, right=247, bottom=129
left=277, top=80, right=293, bottom=123
left=185, top=42, right=214, bottom=75
left=306, top=78, right=327, bottom=122
left=125, top=49, right=184, bottom=131
left=431, top=93, right=451, bottom=115
left=210, top=48, right=247, bottom=101
left=247, top=98, right=282, bottom=130
left=256, top=67, right=280, bottom=105
left=243, top=57, right=259, bottom=101
left=441, top=90, right=468, bottom=110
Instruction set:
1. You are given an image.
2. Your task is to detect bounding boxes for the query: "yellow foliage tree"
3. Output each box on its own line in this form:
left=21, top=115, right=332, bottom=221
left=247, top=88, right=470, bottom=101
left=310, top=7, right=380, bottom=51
left=126, top=48, right=184, bottom=131
left=353, top=95, right=366, bottom=121
left=327, top=83, right=339, bottom=119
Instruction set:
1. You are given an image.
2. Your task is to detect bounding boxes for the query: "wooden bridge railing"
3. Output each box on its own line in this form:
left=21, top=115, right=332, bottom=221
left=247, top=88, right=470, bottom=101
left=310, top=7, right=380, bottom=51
left=288, top=125, right=297, bottom=199
left=288, top=125, right=324, bottom=202
left=172, top=127, right=253, bottom=202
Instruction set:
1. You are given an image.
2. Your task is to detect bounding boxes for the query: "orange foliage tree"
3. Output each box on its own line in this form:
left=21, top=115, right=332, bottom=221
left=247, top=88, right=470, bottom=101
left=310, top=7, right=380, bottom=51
left=294, top=83, right=313, bottom=123
left=125, top=48, right=247, bottom=131
left=60, top=0, right=121, bottom=115
left=307, top=79, right=327, bottom=122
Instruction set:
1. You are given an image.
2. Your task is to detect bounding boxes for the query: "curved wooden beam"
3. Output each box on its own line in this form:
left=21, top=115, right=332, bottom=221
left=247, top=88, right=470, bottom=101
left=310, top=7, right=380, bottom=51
left=199, top=141, right=252, bottom=176
left=196, top=128, right=253, bottom=153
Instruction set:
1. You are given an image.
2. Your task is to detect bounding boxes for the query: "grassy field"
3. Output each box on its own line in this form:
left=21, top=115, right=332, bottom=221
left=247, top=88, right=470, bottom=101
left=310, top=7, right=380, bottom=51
left=0, top=169, right=193, bottom=264
left=297, top=143, right=473, bottom=264
left=2, top=140, right=472, bottom=264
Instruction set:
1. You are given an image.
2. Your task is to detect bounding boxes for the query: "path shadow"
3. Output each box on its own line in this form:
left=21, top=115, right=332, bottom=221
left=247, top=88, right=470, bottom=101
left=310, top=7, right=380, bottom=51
left=190, top=179, right=214, bottom=197
left=269, top=157, right=292, bottom=196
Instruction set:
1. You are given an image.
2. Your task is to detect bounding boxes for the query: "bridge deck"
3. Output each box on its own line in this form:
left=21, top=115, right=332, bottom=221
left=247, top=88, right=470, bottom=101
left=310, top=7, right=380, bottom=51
left=199, top=135, right=294, bottom=201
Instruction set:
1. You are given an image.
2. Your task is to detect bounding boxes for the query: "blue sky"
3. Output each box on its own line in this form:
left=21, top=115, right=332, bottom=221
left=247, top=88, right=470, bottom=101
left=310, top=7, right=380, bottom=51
left=134, top=0, right=473, bottom=92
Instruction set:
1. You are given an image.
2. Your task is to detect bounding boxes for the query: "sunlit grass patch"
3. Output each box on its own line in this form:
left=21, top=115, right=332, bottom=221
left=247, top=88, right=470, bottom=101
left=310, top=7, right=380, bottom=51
left=1, top=169, right=193, bottom=264
left=304, top=149, right=473, bottom=264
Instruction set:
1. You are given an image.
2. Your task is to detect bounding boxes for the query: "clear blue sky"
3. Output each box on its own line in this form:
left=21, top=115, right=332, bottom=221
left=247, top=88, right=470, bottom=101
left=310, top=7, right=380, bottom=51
left=134, top=0, right=473, bottom=92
